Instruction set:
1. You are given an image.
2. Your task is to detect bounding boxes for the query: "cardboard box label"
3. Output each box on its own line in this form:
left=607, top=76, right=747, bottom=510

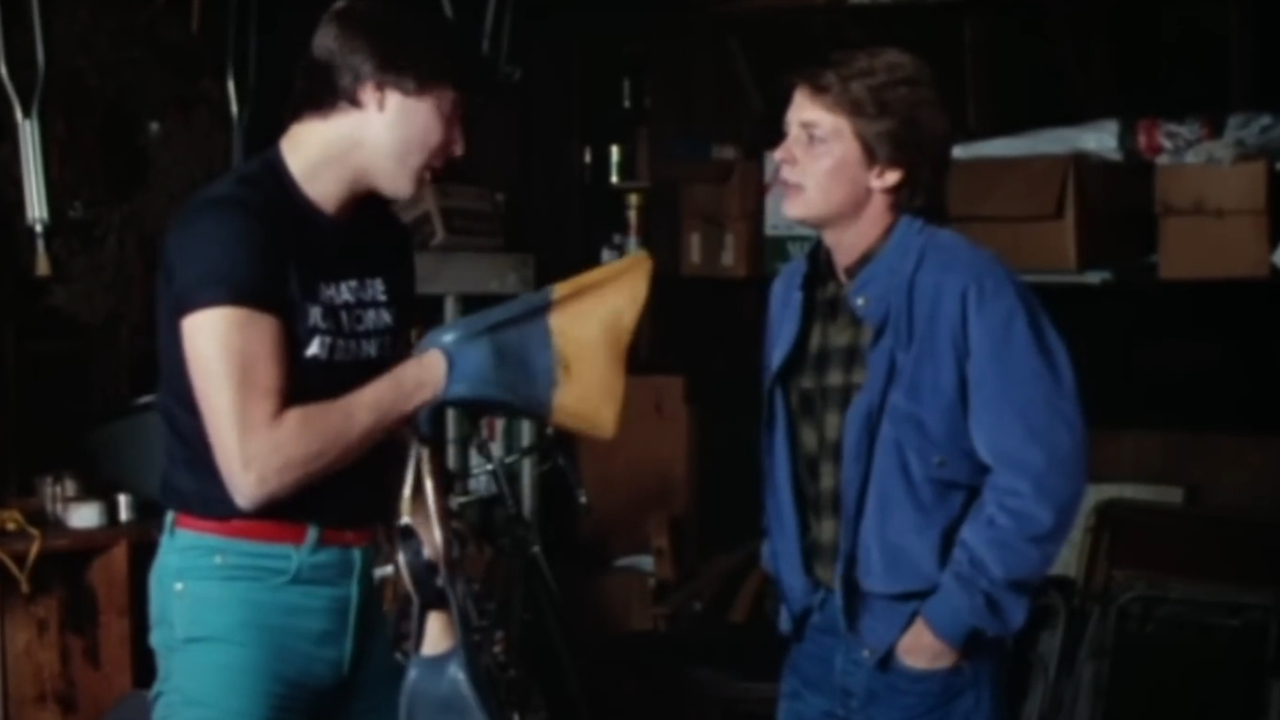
left=686, top=228, right=746, bottom=270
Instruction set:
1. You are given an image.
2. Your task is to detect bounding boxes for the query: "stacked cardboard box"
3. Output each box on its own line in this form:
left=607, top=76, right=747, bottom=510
left=946, top=155, right=1153, bottom=273
left=1154, top=160, right=1273, bottom=280
left=677, top=157, right=763, bottom=278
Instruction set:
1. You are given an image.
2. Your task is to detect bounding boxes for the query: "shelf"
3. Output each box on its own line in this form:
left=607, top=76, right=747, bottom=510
left=1025, top=273, right=1280, bottom=289
left=413, top=251, right=537, bottom=297
left=701, top=0, right=970, bottom=15
left=706, top=0, right=966, bottom=8
left=1020, top=271, right=1115, bottom=285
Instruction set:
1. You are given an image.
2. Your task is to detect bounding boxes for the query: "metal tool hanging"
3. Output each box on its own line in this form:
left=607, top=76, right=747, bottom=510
left=0, top=0, right=51, bottom=277
left=225, top=0, right=259, bottom=166
left=480, top=0, right=519, bottom=81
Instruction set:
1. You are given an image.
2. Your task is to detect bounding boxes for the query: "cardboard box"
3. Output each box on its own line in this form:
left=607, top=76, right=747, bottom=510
left=1155, top=160, right=1270, bottom=214
left=1157, top=215, right=1271, bottom=279
left=1154, top=160, right=1273, bottom=280
left=678, top=157, right=763, bottom=278
left=677, top=157, right=761, bottom=219
left=946, top=155, right=1153, bottom=272
left=576, top=376, right=692, bottom=560
left=679, top=214, right=759, bottom=277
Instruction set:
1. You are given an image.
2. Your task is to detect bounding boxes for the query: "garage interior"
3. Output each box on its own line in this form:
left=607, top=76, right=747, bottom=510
left=1, top=0, right=1279, bottom=719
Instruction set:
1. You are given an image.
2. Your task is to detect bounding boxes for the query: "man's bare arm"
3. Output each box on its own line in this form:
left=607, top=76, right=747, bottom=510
left=418, top=611, right=459, bottom=656
left=182, top=305, right=446, bottom=511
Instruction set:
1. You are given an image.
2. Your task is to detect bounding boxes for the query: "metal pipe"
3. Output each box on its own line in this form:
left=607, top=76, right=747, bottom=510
left=0, top=0, right=52, bottom=276
left=442, top=296, right=463, bottom=475
left=518, top=419, right=537, bottom=520
left=497, top=0, right=515, bottom=73
left=481, top=0, right=498, bottom=57
left=245, top=0, right=259, bottom=155
left=225, top=0, right=258, bottom=166
left=224, top=0, right=241, bottom=164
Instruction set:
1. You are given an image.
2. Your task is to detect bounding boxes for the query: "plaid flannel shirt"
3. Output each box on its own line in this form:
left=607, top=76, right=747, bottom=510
left=785, top=247, right=873, bottom=588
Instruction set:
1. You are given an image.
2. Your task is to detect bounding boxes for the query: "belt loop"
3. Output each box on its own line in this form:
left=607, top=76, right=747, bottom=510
left=162, top=511, right=176, bottom=536
left=302, top=525, right=322, bottom=553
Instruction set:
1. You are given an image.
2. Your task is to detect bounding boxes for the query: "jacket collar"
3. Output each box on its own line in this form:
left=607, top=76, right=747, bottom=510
left=801, top=214, right=929, bottom=326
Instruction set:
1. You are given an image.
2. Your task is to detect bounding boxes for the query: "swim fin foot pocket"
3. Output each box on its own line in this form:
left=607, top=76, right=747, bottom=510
left=412, top=251, right=654, bottom=441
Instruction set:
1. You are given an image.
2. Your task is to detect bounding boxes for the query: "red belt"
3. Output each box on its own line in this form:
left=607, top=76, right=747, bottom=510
left=173, top=513, right=376, bottom=547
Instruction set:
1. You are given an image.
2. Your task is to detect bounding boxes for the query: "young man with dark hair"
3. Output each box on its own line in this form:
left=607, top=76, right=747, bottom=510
left=763, top=47, right=1086, bottom=719
left=149, top=2, right=469, bottom=718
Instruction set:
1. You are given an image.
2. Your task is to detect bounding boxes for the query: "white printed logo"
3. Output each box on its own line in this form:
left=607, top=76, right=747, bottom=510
left=301, top=277, right=397, bottom=362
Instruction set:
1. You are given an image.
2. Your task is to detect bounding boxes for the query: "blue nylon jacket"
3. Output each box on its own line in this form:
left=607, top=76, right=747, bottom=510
left=761, top=214, right=1086, bottom=658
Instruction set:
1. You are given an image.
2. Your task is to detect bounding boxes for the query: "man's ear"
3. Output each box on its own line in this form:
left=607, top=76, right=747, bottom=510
left=869, top=165, right=904, bottom=192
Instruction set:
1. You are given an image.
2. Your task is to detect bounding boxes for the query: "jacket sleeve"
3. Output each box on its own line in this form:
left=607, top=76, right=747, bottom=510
left=918, top=272, right=1086, bottom=650
left=760, top=274, right=782, bottom=578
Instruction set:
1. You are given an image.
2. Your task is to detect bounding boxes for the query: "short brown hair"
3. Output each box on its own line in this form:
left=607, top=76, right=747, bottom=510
left=288, top=0, right=477, bottom=120
left=794, top=47, right=951, bottom=215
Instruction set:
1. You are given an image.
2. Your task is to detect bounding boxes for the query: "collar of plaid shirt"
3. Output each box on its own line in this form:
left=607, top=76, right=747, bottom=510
left=768, top=215, right=934, bottom=381
left=804, top=233, right=885, bottom=293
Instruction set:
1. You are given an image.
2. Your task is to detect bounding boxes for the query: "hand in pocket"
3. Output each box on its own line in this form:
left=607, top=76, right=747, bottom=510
left=893, top=616, right=960, bottom=671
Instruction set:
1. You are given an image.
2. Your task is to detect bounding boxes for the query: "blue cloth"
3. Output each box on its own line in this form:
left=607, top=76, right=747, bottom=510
left=398, top=648, right=497, bottom=720
left=761, top=215, right=1086, bottom=657
left=776, top=590, right=1005, bottom=720
left=147, top=513, right=403, bottom=720
left=413, top=289, right=556, bottom=439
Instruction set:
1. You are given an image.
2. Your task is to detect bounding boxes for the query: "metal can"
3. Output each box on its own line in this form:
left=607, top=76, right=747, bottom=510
left=114, top=492, right=136, bottom=524
left=35, top=473, right=63, bottom=522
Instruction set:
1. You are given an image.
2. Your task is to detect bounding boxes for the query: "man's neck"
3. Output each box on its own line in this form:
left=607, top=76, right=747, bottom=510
left=277, top=117, right=366, bottom=217
left=820, top=207, right=899, bottom=283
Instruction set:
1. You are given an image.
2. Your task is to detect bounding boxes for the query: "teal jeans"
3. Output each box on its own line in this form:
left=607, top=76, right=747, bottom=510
left=148, top=513, right=404, bottom=720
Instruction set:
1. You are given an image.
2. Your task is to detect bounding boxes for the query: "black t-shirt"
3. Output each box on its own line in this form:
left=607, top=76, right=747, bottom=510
left=155, top=146, right=415, bottom=528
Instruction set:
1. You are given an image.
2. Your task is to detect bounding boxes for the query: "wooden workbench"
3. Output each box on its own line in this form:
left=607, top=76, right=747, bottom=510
left=0, top=522, right=158, bottom=720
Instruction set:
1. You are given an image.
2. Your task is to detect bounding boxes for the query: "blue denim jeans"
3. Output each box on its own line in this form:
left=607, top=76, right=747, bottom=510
left=148, top=513, right=404, bottom=720
left=776, top=591, right=1005, bottom=720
